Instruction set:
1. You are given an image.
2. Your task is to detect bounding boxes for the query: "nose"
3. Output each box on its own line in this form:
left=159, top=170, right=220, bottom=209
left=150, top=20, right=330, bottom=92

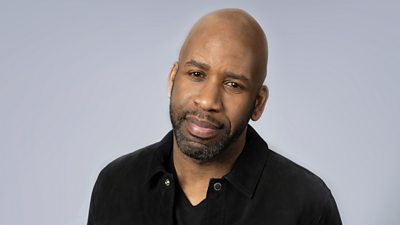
left=193, top=81, right=222, bottom=112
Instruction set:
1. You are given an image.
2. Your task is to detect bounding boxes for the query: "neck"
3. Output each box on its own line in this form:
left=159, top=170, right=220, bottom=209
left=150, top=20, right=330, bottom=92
left=172, top=127, right=247, bottom=205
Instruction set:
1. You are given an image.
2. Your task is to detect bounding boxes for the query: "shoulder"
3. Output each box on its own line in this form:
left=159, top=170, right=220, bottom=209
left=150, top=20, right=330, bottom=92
left=269, top=151, right=324, bottom=183
left=268, top=151, right=342, bottom=223
left=92, top=130, right=173, bottom=190
left=253, top=149, right=342, bottom=224
left=264, top=149, right=333, bottom=204
left=268, top=150, right=329, bottom=191
left=97, top=140, right=164, bottom=184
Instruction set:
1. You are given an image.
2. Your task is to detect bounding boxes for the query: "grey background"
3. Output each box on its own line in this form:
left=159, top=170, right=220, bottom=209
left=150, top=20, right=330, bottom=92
left=1, top=1, right=399, bottom=225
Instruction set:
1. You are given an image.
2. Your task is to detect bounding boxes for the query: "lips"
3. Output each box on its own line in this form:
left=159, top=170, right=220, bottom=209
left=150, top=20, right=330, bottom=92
left=185, top=116, right=222, bottom=139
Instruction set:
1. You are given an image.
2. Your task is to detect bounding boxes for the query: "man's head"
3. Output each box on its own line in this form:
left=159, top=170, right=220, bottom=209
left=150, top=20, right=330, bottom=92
left=169, top=9, right=269, bottom=162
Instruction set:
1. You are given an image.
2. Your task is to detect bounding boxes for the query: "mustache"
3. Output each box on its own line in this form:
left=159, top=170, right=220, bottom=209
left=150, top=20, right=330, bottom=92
left=177, top=111, right=225, bottom=128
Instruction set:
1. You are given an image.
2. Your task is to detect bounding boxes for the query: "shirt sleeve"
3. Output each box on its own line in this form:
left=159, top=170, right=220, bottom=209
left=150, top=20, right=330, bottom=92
left=316, top=192, right=342, bottom=225
left=87, top=172, right=103, bottom=225
left=87, top=184, right=96, bottom=225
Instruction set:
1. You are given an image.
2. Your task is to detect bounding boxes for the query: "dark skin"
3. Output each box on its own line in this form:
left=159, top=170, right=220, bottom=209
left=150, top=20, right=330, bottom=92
left=168, top=9, right=269, bottom=205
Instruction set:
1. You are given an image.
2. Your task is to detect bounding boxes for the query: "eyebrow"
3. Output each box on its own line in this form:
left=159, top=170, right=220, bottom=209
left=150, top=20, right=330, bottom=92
left=225, top=71, right=250, bottom=82
left=184, top=59, right=250, bottom=83
left=184, top=59, right=210, bottom=70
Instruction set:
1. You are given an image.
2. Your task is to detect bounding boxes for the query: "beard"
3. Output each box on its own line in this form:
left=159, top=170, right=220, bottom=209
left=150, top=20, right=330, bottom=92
left=169, top=104, right=252, bottom=162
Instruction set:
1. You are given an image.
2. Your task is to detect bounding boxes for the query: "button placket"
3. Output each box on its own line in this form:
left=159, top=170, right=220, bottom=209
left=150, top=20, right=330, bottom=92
left=206, top=179, right=225, bottom=225
left=157, top=175, right=175, bottom=225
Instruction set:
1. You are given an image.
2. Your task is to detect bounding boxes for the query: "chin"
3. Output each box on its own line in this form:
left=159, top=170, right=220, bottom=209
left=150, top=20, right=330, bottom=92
left=175, top=128, right=229, bottom=162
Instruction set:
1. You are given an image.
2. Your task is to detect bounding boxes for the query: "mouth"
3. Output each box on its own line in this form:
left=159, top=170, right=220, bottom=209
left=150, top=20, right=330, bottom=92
left=185, top=115, right=223, bottom=139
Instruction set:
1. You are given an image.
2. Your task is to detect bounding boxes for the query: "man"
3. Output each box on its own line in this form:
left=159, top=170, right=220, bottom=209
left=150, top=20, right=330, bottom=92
left=88, top=8, right=342, bottom=225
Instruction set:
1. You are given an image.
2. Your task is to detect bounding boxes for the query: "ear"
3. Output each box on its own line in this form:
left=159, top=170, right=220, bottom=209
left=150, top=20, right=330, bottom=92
left=251, top=85, right=269, bottom=121
left=167, top=63, right=179, bottom=98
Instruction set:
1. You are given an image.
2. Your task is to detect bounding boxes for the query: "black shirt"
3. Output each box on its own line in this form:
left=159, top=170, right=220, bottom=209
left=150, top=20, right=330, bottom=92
left=174, top=180, right=207, bottom=225
left=171, top=156, right=207, bottom=225
left=88, top=126, right=342, bottom=225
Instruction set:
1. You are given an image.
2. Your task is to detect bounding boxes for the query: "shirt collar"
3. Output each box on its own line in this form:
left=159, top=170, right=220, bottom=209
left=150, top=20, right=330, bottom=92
left=224, top=125, right=270, bottom=199
left=144, top=126, right=270, bottom=199
left=144, top=130, right=174, bottom=185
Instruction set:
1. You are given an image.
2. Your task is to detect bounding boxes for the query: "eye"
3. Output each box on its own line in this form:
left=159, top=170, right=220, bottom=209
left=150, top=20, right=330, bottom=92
left=224, top=81, right=245, bottom=94
left=187, top=71, right=205, bottom=80
left=225, top=81, right=242, bottom=89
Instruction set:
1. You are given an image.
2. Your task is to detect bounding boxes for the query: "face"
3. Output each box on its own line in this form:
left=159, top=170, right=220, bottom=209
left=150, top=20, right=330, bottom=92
left=169, top=30, right=267, bottom=162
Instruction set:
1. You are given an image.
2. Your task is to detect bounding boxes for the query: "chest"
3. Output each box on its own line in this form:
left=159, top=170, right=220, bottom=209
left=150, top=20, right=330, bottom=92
left=94, top=176, right=308, bottom=225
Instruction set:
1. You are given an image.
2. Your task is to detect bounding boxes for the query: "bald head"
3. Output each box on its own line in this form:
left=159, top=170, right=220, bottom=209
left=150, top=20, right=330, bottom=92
left=168, top=9, right=269, bottom=162
left=179, top=9, right=268, bottom=85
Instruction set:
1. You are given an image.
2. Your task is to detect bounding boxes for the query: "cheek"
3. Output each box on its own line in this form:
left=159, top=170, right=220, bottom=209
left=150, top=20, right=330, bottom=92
left=223, top=96, right=254, bottom=125
left=171, top=78, right=195, bottom=108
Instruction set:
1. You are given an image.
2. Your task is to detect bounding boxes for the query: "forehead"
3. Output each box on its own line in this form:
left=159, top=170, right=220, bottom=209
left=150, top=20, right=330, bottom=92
left=180, top=31, right=256, bottom=78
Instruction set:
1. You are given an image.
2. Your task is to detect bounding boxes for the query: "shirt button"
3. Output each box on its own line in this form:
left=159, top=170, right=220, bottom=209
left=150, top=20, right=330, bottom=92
left=164, top=178, right=171, bottom=187
left=213, top=182, right=222, bottom=191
